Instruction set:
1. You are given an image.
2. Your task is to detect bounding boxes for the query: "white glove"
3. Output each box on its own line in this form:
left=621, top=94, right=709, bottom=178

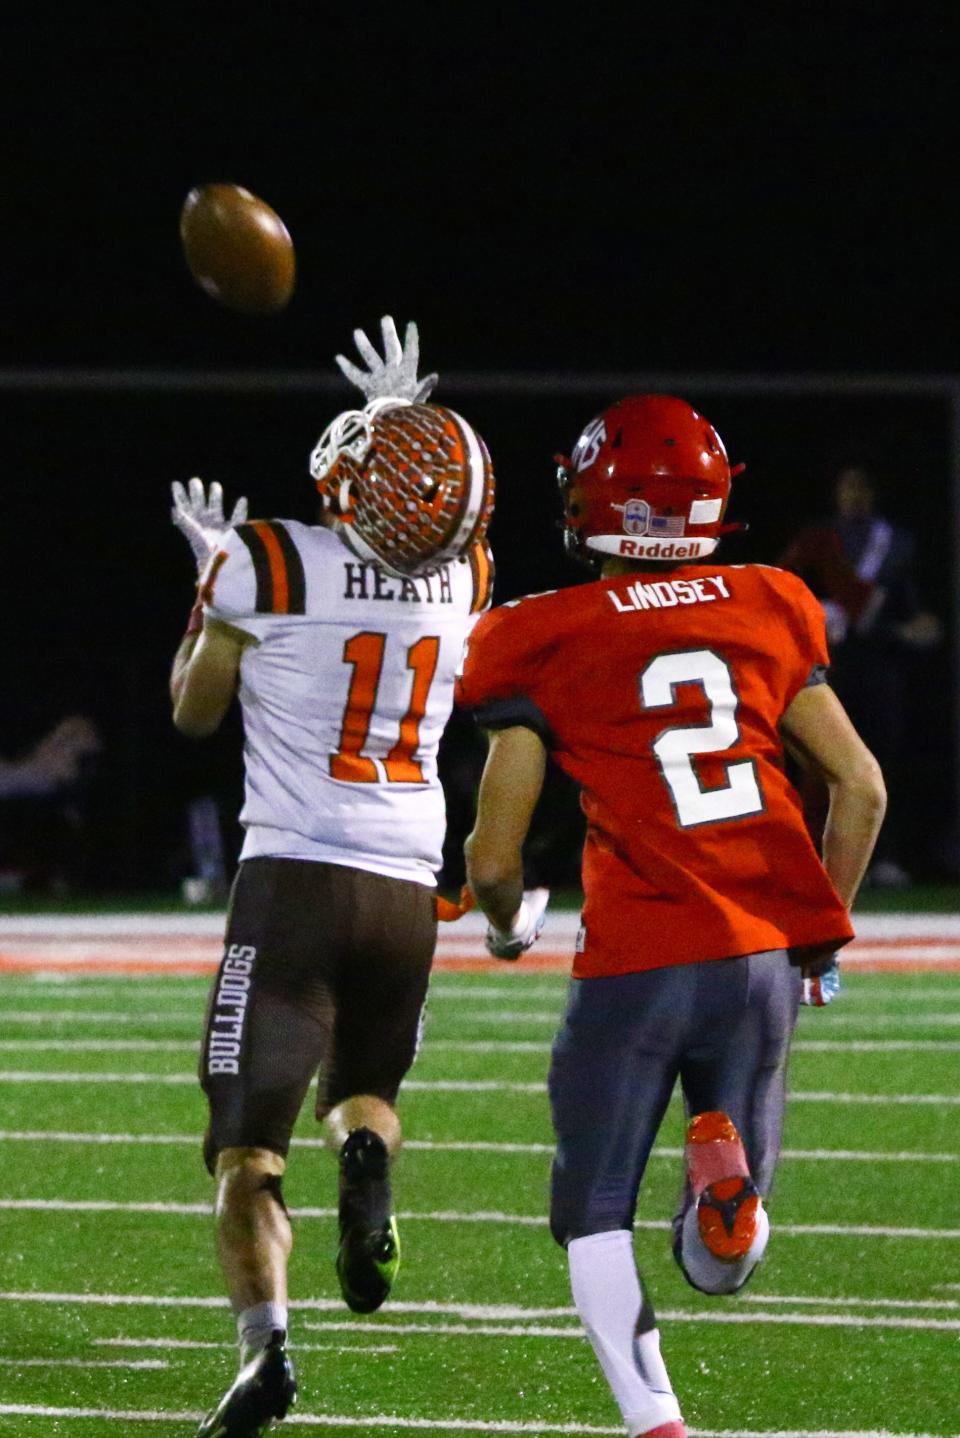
left=171, top=479, right=248, bottom=574
left=335, top=315, right=438, bottom=404
left=485, top=888, right=550, bottom=961
left=800, top=957, right=842, bottom=1007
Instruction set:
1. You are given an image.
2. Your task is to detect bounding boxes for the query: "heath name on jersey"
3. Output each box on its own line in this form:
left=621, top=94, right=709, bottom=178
left=202, top=520, right=492, bottom=884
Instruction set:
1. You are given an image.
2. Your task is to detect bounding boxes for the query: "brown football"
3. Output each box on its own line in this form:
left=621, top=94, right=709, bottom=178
left=180, top=183, right=295, bottom=316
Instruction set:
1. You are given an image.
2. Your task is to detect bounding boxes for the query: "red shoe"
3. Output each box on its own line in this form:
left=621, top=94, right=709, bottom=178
left=686, top=1111, right=760, bottom=1263
left=634, top=1424, right=687, bottom=1438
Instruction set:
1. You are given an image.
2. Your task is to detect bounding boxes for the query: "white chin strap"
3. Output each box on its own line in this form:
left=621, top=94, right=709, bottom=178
left=586, top=533, right=719, bottom=560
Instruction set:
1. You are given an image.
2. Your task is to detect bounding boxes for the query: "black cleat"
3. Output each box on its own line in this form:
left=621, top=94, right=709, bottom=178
left=337, top=1211, right=401, bottom=1314
left=336, top=1127, right=401, bottom=1314
left=196, top=1330, right=297, bottom=1438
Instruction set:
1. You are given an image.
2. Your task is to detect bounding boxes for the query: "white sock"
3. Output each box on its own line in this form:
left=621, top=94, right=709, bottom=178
left=568, top=1230, right=682, bottom=1436
left=680, top=1199, right=769, bottom=1294
left=237, top=1300, right=288, bottom=1363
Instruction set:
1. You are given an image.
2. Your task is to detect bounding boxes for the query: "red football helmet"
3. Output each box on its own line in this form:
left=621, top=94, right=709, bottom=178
left=557, top=394, right=744, bottom=563
left=310, top=397, right=495, bottom=577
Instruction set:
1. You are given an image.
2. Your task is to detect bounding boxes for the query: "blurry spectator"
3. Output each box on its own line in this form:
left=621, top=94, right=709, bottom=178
left=779, top=463, right=940, bottom=886
left=0, top=715, right=100, bottom=892
left=181, top=794, right=230, bottom=905
left=0, top=715, right=99, bottom=798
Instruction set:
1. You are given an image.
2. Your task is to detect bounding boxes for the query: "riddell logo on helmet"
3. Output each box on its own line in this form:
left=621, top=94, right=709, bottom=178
left=618, top=538, right=708, bottom=559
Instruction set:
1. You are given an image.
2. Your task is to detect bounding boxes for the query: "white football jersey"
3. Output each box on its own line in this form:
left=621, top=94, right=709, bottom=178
left=202, top=520, right=493, bottom=885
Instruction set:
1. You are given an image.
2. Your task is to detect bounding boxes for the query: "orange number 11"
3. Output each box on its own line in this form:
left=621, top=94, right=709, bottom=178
left=331, top=631, right=441, bottom=784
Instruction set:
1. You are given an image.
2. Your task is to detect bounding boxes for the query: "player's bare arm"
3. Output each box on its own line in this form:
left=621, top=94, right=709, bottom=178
left=780, top=682, right=886, bottom=907
left=171, top=620, right=251, bottom=738
left=169, top=475, right=253, bottom=738
left=465, top=725, right=547, bottom=930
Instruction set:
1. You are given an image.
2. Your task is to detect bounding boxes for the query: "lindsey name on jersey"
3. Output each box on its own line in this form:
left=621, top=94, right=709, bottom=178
left=202, top=521, right=492, bottom=886
left=607, top=573, right=730, bottom=613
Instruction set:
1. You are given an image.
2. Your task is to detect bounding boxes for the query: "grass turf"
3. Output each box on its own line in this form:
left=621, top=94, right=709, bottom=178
left=0, top=968, right=957, bottom=1437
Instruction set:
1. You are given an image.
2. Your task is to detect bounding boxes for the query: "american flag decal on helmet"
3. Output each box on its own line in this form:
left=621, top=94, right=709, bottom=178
left=648, top=513, right=686, bottom=537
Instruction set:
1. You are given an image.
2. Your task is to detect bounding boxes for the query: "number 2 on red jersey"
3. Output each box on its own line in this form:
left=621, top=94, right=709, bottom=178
left=639, top=649, right=764, bottom=828
left=332, top=631, right=440, bottom=784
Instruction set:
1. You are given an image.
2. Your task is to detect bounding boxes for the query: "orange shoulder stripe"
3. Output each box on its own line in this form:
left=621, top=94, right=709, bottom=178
left=251, top=521, right=290, bottom=614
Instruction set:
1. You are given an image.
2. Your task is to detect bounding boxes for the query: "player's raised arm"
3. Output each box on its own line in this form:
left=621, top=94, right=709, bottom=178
left=780, top=682, right=887, bottom=908
left=169, top=479, right=253, bottom=739
left=171, top=621, right=247, bottom=738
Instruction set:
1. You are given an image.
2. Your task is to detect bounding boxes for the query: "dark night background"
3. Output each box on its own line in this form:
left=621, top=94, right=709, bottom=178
left=0, top=7, right=957, bottom=893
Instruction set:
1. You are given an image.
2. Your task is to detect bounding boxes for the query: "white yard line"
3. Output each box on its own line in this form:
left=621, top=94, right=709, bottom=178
left=795, top=1014, right=960, bottom=1028
left=0, top=1039, right=198, bottom=1052
left=0, top=1407, right=625, bottom=1435
left=1, top=1199, right=957, bottom=1238
left=844, top=987, right=960, bottom=999
left=0, top=978, right=956, bottom=999
left=0, top=1131, right=955, bottom=1164
left=11, top=1006, right=954, bottom=1029
left=0, top=1356, right=168, bottom=1370
left=0, top=1011, right=201, bottom=1025
left=790, top=1040, right=960, bottom=1052
left=741, top=1293, right=959, bottom=1311
left=9, top=1290, right=959, bottom=1319
left=424, top=1039, right=960, bottom=1053
left=0, top=1070, right=199, bottom=1085
left=658, top=1308, right=960, bottom=1332
left=94, top=1338, right=398, bottom=1353
left=1, top=1070, right=957, bottom=1106
left=286, top=1311, right=960, bottom=1335
left=0, top=1406, right=952, bottom=1438
left=5, top=1035, right=960, bottom=1058
left=787, top=1090, right=960, bottom=1105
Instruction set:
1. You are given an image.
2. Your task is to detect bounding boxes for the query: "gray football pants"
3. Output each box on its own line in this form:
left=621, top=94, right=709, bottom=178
left=547, top=951, right=801, bottom=1247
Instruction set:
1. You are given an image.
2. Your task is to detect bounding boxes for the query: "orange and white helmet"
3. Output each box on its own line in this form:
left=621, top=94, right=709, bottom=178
left=309, top=397, right=495, bottom=577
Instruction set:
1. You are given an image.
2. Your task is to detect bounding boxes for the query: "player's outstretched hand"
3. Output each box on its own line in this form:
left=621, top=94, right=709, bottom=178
left=485, top=888, right=550, bottom=962
left=800, top=956, right=841, bottom=1007
left=335, top=316, right=438, bottom=404
left=171, top=479, right=248, bottom=574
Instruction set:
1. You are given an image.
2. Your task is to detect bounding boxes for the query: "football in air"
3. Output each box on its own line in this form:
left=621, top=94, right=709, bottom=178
left=180, top=183, right=295, bottom=316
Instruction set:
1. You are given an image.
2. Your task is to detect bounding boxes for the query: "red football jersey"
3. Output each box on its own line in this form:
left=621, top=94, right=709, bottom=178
left=456, top=563, right=854, bottom=977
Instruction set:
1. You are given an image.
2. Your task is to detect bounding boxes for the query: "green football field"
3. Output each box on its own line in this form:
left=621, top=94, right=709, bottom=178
left=0, top=966, right=957, bottom=1437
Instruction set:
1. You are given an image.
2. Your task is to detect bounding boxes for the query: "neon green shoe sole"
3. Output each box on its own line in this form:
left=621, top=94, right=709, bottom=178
left=336, top=1214, right=401, bottom=1314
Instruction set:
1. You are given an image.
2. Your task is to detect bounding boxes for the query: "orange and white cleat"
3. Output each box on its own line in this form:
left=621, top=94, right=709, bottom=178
left=685, top=1111, right=761, bottom=1263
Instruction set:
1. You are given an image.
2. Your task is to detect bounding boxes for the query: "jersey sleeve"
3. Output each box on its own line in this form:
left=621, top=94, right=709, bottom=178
left=199, top=525, right=258, bottom=622
left=455, top=602, right=553, bottom=742
left=773, top=570, right=832, bottom=703
left=466, top=541, right=495, bottom=614
left=201, top=520, right=308, bottom=625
